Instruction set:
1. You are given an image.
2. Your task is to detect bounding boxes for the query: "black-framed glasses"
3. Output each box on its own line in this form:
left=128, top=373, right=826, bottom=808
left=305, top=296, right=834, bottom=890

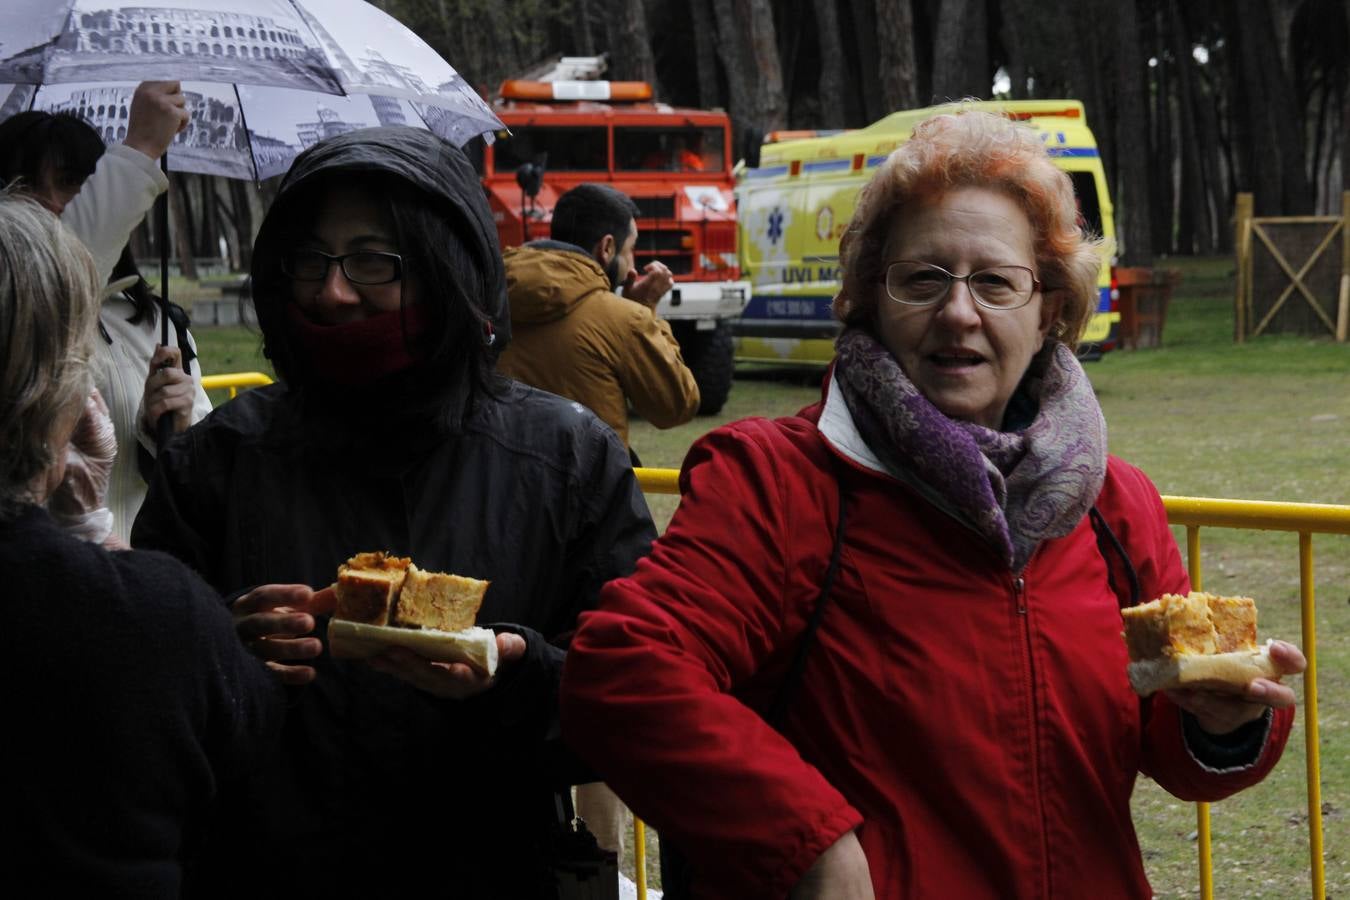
left=282, top=249, right=403, bottom=285
left=883, top=260, right=1041, bottom=310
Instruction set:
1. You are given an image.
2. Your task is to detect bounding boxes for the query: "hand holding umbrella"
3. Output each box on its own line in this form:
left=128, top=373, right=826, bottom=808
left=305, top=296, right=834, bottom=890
left=122, top=80, right=193, bottom=448
left=124, top=81, right=189, bottom=161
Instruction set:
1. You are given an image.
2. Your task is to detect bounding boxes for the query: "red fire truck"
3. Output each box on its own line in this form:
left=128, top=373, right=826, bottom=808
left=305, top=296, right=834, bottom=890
left=477, top=75, right=750, bottom=414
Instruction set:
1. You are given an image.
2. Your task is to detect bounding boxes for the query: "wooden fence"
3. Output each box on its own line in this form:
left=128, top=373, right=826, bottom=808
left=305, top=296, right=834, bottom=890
left=1233, top=191, right=1349, bottom=343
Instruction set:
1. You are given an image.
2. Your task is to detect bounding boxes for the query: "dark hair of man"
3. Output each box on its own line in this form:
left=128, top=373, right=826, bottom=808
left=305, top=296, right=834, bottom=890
left=253, top=172, right=502, bottom=418
left=0, top=111, right=105, bottom=195
left=550, top=183, right=639, bottom=254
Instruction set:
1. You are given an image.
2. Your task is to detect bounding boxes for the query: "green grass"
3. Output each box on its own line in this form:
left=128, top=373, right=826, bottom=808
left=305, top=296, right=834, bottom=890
left=192, top=257, right=1348, bottom=896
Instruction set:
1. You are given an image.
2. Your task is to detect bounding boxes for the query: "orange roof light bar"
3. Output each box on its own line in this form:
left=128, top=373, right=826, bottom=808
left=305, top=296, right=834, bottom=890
left=499, top=80, right=653, bottom=102
left=1005, top=107, right=1082, bottom=120
left=765, top=128, right=847, bottom=144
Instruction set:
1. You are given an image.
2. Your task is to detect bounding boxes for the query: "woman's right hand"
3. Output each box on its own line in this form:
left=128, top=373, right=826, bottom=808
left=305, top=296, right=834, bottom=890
left=231, top=584, right=335, bottom=686
left=141, top=345, right=196, bottom=435
left=789, top=830, right=875, bottom=900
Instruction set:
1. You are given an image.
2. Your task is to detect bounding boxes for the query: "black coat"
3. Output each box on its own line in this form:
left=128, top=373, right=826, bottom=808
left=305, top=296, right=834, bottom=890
left=133, top=381, right=655, bottom=896
left=0, top=507, right=282, bottom=897
left=132, top=127, right=657, bottom=897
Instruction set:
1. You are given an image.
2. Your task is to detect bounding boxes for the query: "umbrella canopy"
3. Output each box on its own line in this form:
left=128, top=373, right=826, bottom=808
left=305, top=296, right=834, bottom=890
left=5, top=78, right=495, bottom=181
left=0, top=0, right=502, bottom=444
left=0, top=0, right=503, bottom=147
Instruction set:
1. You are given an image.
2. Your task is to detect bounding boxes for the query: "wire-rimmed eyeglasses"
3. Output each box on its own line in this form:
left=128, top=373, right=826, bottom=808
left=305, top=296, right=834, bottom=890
left=882, top=260, right=1041, bottom=310
left=282, top=249, right=403, bottom=285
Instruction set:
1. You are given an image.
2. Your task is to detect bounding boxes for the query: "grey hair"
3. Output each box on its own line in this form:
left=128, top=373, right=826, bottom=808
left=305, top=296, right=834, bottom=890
left=0, top=191, right=100, bottom=517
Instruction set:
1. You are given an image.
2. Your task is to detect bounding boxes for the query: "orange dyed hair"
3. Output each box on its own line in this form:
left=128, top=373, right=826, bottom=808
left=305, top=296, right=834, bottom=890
left=834, top=110, right=1107, bottom=347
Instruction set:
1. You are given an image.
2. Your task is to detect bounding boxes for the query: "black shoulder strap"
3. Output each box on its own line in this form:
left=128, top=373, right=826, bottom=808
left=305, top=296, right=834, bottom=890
left=766, top=479, right=849, bottom=729
left=1089, top=504, right=1141, bottom=609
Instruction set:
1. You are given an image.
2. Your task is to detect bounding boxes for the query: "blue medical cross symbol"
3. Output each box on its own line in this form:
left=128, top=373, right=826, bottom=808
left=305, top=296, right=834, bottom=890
left=767, top=208, right=784, bottom=245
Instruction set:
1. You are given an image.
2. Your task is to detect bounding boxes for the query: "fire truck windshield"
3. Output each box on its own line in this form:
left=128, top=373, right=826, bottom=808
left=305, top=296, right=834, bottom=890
left=616, top=127, right=725, bottom=173
left=493, top=126, right=607, bottom=172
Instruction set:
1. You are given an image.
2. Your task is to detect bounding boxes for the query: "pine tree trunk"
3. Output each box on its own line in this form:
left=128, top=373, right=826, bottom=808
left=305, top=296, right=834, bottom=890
left=1111, top=0, right=1152, bottom=264
left=1167, top=0, right=1212, bottom=254
left=167, top=175, right=198, bottom=281
left=611, top=0, right=659, bottom=90
left=199, top=175, right=221, bottom=261
left=573, top=0, right=595, bottom=56
left=1246, top=0, right=1313, bottom=213
left=811, top=0, right=849, bottom=128
left=848, top=0, right=885, bottom=120
left=875, top=0, right=919, bottom=110
left=1147, top=7, right=1173, bottom=254
left=931, top=0, right=988, bottom=101
left=708, top=0, right=759, bottom=157
left=744, top=0, right=787, bottom=132
left=690, top=0, right=721, bottom=109
left=229, top=179, right=254, bottom=271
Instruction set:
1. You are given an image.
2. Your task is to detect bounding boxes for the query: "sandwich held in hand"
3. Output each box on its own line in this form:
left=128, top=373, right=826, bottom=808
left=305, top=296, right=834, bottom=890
left=1121, top=591, right=1281, bottom=696
left=328, top=552, right=497, bottom=675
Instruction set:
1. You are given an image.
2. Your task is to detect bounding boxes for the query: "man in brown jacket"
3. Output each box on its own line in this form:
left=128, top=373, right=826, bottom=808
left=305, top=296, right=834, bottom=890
left=497, top=183, right=700, bottom=454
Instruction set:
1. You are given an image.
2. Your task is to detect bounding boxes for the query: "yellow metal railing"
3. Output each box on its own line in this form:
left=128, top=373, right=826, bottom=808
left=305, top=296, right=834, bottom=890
left=201, top=376, right=1341, bottom=898
left=1165, top=496, right=1349, bottom=900
left=200, top=371, right=273, bottom=399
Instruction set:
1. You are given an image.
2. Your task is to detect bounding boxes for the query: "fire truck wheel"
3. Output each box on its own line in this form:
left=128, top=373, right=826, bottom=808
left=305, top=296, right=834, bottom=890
left=674, top=321, right=735, bottom=416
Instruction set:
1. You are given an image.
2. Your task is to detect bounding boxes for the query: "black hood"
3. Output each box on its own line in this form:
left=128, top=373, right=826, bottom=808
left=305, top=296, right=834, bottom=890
left=250, top=126, right=509, bottom=390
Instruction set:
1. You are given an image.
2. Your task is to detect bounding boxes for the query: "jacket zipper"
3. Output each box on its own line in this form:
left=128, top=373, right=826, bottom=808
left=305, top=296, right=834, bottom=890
left=1014, top=572, right=1051, bottom=897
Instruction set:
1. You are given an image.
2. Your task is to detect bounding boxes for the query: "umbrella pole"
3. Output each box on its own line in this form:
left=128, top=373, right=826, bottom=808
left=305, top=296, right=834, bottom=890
left=159, top=155, right=170, bottom=348
left=156, top=154, right=174, bottom=450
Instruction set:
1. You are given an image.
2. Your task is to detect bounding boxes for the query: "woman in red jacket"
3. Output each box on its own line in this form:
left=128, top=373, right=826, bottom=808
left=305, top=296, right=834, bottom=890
left=560, top=110, right=1305, bottom=899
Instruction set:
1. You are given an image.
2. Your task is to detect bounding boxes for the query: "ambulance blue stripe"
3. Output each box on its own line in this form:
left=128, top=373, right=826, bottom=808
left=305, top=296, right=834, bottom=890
left=1098, top=285, right=1112, bottom=312
left=803, top=159, right=852, bottom=173
left=742, top=294, right=837, bottom=321
left=1046, top=147, right=1099, bottom=157
left=744, top=165, right=790, bottom=179
left=866, top=155, right=889, bottom=167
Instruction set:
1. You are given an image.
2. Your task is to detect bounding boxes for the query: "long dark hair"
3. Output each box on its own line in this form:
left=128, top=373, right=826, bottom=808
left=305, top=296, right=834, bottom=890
left=111, top=245, right=161, bottom=326
left=252, top=172, right=503, bottom=419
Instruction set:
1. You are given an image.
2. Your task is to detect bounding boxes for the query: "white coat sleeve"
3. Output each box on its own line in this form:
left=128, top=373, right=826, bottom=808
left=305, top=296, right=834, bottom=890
left=61, top=144, right=168, bottom=285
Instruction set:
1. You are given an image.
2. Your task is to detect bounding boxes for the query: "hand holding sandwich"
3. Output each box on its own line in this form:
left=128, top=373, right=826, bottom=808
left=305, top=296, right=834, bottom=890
left=1165, top=639, right=1306, bottom=736
left=232, top=583, right=334, bottom=686
left=365, top=633, right=526, bottom=699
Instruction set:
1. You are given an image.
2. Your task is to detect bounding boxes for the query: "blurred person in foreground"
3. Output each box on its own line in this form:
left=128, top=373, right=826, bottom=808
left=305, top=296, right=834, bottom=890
left=131, top=126, right=655, bottom=896
left=0, top=192, right=281, bottom=895
left=0, top=81, right=209, bottom=544
left=559, top=111, right=1305, bottom=899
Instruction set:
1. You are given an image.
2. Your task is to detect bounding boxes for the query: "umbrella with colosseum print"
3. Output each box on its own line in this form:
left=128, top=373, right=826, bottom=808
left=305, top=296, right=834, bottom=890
left=0, top=0, right=502, bottom=444
left=0, top=0, right=504, bottom=159
left=5, top=78, right=496, bottom=182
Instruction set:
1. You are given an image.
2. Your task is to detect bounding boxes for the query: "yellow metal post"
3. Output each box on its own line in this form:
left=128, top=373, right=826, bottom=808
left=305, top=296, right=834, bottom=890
left=634, top=817, right=647, bottom=898
left=1339, top=191, right=1349, bottom=342
left=1186, top=525, right=1214, bottom=900
left=1299, top=534, right=1326, bottom=900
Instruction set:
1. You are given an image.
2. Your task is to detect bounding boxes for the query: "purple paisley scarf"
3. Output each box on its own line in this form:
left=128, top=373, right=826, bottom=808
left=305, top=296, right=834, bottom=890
left=833, top=328, right=1107, bottom=571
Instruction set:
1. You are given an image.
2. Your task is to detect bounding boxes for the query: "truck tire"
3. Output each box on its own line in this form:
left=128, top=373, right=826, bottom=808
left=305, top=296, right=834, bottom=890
left=674, top=321, right=735, bottom=415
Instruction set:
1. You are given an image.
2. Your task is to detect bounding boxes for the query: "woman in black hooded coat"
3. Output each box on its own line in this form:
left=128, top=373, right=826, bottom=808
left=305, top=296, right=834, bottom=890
left=132, top=127, right=656, bottom=897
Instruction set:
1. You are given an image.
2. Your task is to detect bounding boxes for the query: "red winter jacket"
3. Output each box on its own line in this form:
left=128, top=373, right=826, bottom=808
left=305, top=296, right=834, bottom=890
left=561, top=378, right=1293, bottom=899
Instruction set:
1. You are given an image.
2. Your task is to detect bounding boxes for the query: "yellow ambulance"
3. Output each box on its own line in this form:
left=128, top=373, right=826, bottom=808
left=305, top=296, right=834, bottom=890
left=734, top=99, right=1118, bottom=364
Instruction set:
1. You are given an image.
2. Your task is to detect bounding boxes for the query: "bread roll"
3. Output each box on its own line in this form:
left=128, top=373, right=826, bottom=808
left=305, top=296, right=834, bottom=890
left=330, top=552, right=496, bottom=676
left=1121, top=592, right=1276, bottom=696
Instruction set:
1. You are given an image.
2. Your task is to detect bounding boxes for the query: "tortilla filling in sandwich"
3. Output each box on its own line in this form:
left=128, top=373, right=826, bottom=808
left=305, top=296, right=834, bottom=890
left=328, top=551, right=497, bottom=676
left=1120, top=591, right=1278, bottom=696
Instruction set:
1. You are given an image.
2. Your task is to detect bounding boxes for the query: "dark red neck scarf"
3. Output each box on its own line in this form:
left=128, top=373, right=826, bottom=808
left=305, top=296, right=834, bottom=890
left=285, top=303, right=431, bottom=386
